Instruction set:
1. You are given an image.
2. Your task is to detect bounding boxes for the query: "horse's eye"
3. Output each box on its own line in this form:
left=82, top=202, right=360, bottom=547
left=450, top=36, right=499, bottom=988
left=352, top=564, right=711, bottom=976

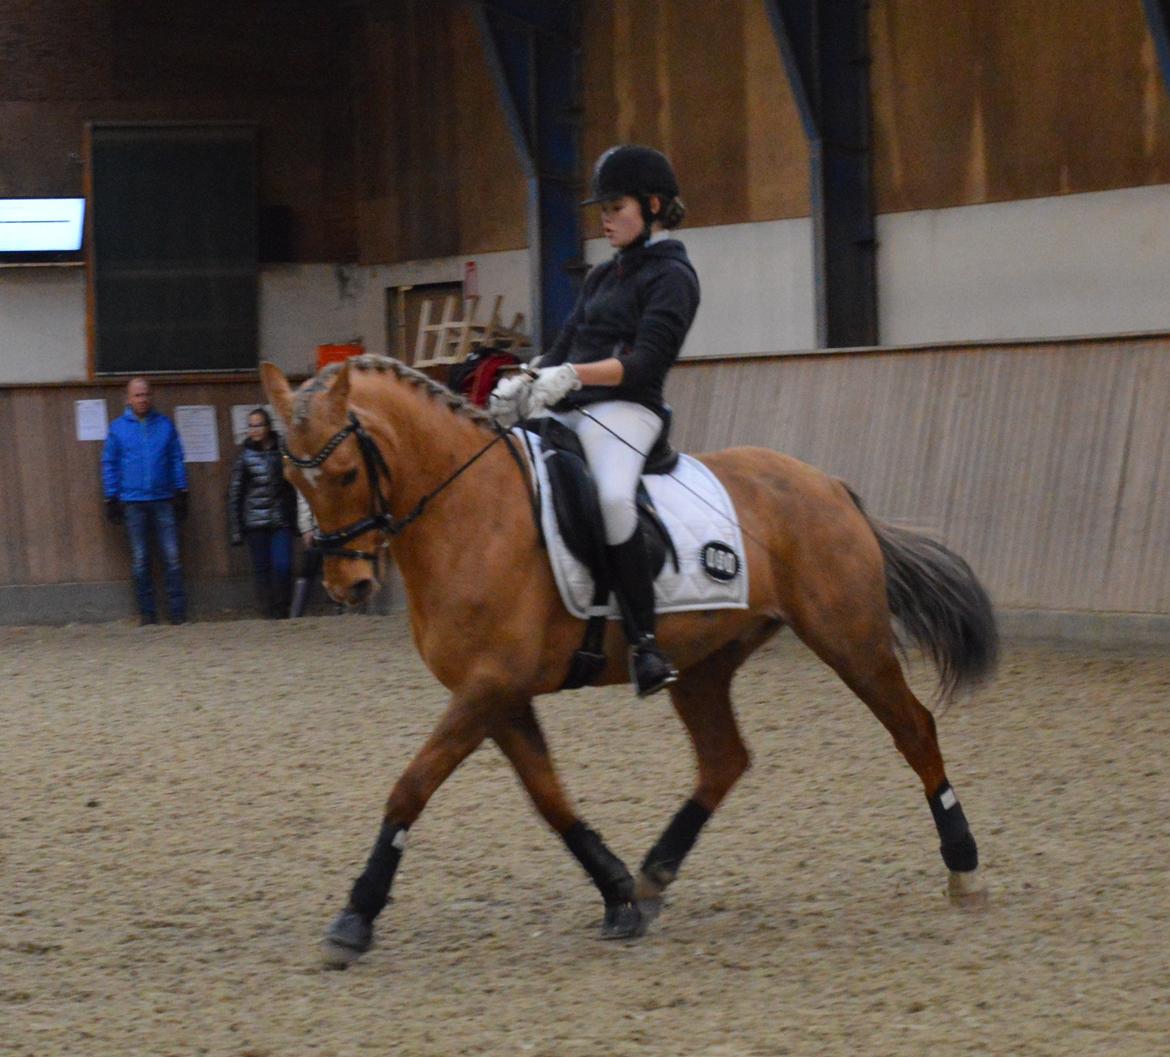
left=339, top=468, right=359, bottom=486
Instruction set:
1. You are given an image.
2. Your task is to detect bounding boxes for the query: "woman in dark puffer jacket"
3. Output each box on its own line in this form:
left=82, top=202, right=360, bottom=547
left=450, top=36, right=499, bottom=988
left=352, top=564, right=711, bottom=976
left=228, top=407, right=298, bottom=618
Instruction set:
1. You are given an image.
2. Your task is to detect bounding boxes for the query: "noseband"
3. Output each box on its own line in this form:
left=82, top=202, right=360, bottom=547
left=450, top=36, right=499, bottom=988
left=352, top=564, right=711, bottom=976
left=280, top=412, right=400, bottom=561
left=281, top=411, right=531, bottom=562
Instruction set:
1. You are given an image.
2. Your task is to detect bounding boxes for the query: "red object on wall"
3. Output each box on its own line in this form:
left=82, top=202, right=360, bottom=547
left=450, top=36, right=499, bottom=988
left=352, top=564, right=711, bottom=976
left=316, top=342, right=364, bottom=370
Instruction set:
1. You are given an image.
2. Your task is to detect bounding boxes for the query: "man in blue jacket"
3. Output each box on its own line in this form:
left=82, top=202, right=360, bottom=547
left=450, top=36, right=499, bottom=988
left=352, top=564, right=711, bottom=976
left=101, top=377, right=190, bottom=625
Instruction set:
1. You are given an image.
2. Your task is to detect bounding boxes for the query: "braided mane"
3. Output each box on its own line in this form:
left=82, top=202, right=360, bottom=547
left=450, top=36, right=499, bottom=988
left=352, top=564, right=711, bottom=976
left=292, top=354, right=494, bottom=428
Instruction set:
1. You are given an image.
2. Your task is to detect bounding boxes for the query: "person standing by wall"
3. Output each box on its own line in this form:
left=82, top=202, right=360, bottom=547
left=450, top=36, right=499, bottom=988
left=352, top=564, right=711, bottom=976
left=228, top=407, right=297, bottom=618
left=101, top=377, right=189, bottom=625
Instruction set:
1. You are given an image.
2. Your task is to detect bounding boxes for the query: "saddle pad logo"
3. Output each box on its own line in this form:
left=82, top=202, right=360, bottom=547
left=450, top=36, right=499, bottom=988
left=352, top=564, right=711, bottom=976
left=700, top=541, right=740, bottom=582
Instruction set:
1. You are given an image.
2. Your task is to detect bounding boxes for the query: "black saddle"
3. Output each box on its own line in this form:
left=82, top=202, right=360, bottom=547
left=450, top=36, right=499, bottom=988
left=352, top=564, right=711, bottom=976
left=528, top=413, right=680, bottom=690
left=534, top=415, right=680, bottom=583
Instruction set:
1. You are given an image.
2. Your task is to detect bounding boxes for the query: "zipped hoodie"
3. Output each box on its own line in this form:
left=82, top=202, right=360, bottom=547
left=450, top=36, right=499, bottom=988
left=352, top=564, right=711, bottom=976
left=541, top=237, right=700, bottom=411
left=101, top=407, right=188, bottom=502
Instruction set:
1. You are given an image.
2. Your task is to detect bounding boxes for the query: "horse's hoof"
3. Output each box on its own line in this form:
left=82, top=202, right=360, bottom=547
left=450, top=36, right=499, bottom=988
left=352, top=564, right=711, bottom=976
left=633, top=871, right=665, bottom=902
left=947, top=867, right=988, bottom=907
left=321, top=908, right=373, bottom=968
left=599, top=900, right=645, bottom=940
left=636, top=895, right=663, bottom=925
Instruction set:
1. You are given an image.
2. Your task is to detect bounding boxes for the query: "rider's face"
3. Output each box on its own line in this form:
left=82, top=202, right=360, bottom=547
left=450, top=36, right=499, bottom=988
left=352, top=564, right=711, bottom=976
left=600, top=195, right=647, bottom=249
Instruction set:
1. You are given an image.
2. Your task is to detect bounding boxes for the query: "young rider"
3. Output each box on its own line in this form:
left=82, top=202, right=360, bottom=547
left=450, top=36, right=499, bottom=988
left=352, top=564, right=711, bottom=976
left=493, top=144, right=700, bottom=697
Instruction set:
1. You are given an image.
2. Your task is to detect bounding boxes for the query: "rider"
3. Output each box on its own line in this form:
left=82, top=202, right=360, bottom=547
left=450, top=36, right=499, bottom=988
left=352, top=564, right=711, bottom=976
left=494, top=144, right=700, bottom=697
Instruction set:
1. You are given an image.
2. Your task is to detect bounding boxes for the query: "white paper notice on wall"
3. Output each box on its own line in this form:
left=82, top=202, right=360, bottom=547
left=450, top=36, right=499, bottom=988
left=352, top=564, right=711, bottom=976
left=75, top=399, right=109, bottom=441
left=175, top=405, right=220, bottom=463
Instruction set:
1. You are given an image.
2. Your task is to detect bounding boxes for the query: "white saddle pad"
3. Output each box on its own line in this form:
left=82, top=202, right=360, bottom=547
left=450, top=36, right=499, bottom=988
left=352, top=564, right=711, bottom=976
left=520, top=430, right=749, bottom=620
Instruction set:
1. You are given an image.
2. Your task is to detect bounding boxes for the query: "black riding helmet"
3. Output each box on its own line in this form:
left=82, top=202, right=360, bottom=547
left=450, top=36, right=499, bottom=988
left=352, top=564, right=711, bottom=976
left=580, top=144, right=680, bottom=206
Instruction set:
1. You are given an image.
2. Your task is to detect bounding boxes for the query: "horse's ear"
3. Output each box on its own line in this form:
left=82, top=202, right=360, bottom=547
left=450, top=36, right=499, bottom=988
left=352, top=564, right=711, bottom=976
left=260, top=362, right=295, bottom=430
left=323, top=359, right=352, bottom=418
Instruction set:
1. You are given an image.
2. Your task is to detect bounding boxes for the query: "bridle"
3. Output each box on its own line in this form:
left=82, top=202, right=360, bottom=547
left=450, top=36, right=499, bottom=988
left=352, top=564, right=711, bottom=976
left=281, top=410, right=533, bottom=561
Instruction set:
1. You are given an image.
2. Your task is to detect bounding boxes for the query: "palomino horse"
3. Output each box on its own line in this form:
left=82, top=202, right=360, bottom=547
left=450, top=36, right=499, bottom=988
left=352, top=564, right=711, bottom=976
left=261, top=355, right=997, bottom=967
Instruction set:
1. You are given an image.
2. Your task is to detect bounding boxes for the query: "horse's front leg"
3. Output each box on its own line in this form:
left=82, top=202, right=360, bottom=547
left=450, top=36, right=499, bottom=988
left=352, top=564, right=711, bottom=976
left=492, top=703, right=644, bottom=940
left=322, top=698, right=490, bottom=967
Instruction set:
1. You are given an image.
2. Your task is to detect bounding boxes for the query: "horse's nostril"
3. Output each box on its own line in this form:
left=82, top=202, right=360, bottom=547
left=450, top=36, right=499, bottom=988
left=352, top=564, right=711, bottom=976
left=347, top=578, right=375, bottom=606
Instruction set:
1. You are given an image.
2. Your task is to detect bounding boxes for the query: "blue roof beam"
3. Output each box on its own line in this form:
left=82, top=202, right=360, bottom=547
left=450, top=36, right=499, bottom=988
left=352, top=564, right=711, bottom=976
left=473, top=0, right=583, bottom=347
left=765, top=0, right=878, bottom=349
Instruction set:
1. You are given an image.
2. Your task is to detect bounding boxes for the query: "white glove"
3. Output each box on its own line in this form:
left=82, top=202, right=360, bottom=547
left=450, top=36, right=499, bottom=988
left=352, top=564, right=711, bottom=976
left=526, top=364, right=582, bottom=416
left=488, top=372, right=534, bottom=428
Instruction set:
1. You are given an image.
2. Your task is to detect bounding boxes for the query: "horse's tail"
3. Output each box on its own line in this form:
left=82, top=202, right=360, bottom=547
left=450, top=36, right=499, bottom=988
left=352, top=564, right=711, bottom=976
left=845, top=486, right=999, bottom=702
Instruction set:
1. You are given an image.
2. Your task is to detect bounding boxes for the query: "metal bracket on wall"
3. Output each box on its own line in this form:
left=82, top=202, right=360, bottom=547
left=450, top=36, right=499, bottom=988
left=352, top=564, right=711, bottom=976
left=472, top=0, right=582, bottom=349
left=764, top=0, right=878, bottom=350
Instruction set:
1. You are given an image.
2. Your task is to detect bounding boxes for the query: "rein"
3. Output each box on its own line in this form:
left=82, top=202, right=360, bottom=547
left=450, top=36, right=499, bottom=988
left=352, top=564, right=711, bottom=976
left=282, top=411, right=531, bottom=561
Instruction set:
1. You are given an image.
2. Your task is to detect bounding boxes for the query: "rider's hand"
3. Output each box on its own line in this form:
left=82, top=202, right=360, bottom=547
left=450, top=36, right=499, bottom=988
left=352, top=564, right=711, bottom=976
left=526, top=364, right=582, bottom=416
left=488, top=371, right=534, bottom=428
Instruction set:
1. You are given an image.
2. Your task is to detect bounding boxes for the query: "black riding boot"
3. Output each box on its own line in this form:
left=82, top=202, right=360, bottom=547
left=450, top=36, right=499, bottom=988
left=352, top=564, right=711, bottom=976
left=606, top=533, right=678, bottom=697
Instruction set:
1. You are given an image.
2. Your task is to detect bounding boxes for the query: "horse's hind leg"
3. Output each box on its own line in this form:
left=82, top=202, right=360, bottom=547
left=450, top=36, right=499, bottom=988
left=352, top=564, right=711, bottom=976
left=635, top=639, right=754, bottom=917
left=797, top=620, right=986, bottom=904
left=492, top=703, right=644, bottom=939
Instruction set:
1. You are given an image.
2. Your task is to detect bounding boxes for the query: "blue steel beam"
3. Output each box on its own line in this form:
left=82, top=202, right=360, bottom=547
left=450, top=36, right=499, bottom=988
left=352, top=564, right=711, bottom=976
left=765, top=0, right=878, bottom=349
left=1143, top=0, right=1170, bottom=97
left=473, top=0, right=581, bottom=347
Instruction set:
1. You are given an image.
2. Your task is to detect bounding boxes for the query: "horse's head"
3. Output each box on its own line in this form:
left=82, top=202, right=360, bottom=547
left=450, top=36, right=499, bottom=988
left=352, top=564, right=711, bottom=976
left=261, top=360, right=385, bottom=607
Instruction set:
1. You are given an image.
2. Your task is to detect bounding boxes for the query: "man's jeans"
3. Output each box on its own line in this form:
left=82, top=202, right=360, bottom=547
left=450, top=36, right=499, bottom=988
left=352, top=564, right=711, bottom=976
left=124, top=500, right=186, bottom=622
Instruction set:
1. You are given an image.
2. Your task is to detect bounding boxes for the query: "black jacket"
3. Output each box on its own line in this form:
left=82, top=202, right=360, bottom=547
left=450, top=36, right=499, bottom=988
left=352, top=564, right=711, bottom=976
left=541, top=237, right=700, bottom=411
left=228, top=440, right=297, bottom=541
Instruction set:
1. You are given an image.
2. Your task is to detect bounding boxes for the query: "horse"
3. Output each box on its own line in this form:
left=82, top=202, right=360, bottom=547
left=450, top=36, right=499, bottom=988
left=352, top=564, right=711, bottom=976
left=260, top=354, right=998, bottom=967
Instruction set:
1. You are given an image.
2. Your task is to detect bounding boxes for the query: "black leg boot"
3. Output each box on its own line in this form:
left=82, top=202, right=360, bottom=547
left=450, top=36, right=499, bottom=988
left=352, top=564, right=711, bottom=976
left=289, top=577, right=310, bottom=618
left=605, top=533, right=678, bottom=697
left=272, top=577, right=292, bottom=619
left=252, top=576, right=273, bottom=619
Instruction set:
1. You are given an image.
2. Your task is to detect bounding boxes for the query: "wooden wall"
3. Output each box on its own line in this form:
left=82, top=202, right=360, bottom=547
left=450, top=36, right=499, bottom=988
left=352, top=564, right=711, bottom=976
left=5, top=0, right=1167, bottom=269
left=870, top=0, right=1170, bottom=212
left=581, top=0, right=811, bottom=226
left=666, top=335, right=1170, bottom=617
left=353, top=0, right=528, bottom=263
left=4, top=337, right=1168, bottom=625
left=0, top=378, right=269, bottom=589
left=0, top=0, right=356, bottom=261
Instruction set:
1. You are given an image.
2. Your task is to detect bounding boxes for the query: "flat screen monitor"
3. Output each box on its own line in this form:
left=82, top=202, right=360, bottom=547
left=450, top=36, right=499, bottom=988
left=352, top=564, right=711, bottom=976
left=0, top=198, right=86, bottom=263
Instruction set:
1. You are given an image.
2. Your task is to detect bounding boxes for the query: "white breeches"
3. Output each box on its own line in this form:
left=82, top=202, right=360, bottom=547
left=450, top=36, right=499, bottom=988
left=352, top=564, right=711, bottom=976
left=548, top=400, right=663, bottom=545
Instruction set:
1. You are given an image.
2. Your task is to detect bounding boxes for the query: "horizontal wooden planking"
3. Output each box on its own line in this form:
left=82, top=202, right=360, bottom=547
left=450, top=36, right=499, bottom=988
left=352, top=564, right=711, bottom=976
left=0, top=379, right=268, bottom=589
left=666, top=337, right=1170, bottom=615
left=4, top=340, right=1168, bottom=620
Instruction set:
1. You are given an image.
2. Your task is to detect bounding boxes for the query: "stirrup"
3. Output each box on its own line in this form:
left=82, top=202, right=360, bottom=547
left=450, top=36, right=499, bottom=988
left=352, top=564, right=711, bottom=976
left=630, top=638, right=678, bottom=698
